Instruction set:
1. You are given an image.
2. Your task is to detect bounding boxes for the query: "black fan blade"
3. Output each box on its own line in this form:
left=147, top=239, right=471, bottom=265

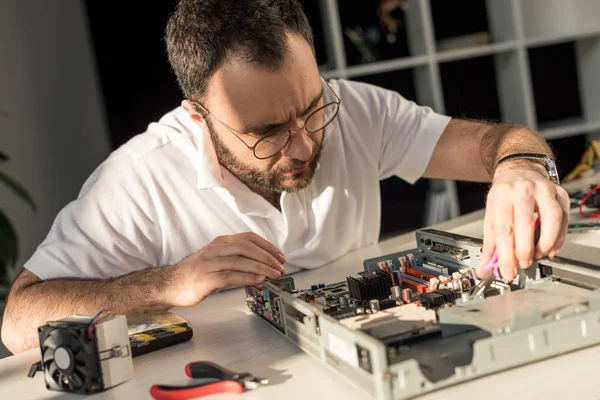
left=70, top=370, right=84, bottom=388
left=47, top=362, right=59, bottom=380
left=58, top=372, right=69, bottom=390
left=67, top=376, right=77, bottom=392
left=43, top=333, right=61, bottom=350
left=42, top=347, right=55, bottom=364
left=75, top=365, right=88, bottom=377
left=75, top=347, right=87, bottom=365
left=69, top=332, right=83, bottom=353
left=44, top=363, right=61, bottom=390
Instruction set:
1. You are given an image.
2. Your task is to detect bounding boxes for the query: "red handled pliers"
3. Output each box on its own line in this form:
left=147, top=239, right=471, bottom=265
left=150, top=361, right=268, bottom=399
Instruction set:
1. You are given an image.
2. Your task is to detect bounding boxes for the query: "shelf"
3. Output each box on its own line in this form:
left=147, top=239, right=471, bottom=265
left=525, top=28, right=600, bottom=49
left=321, top=68, right=341, bottom=80
left=440, top=56, right=502, bottom=120
left=436, top=41, right=517, bottom=63
left=539, top=117, right=600, bottom=140
left=337, top=0, right=418, bottom=67
left=528, top=42, right=583, bottom=126
left=345, top=55, right=429, bottom=79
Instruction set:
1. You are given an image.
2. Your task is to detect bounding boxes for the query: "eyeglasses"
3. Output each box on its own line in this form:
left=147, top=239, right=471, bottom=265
left=190, top=77, right=341, bottom=159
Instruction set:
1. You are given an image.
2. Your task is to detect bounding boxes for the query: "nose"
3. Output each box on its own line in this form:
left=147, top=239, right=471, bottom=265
left=281, top=126, right=313, bottom=161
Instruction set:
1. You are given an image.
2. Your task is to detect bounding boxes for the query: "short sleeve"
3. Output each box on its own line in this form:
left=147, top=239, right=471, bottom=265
left=25, top=149, right=162, bottom=280
left=335, top=80, right=450, bottom=184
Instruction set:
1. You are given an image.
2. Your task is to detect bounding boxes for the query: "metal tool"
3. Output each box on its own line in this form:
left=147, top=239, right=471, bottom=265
left=150, top=361, right=268, bottom=399
left=474, top=219, right=541, bottom=296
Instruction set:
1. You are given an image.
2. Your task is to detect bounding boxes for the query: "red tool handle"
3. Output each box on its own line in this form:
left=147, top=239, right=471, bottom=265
left=150, top=380, right=243, bottom=400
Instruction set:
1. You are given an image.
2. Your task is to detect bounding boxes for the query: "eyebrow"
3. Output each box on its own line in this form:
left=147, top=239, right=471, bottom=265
left=240, top=88, right=324, bottom=134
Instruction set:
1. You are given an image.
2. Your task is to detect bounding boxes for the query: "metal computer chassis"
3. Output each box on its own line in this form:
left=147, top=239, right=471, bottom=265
left=246, top=229, right=600, bottom=399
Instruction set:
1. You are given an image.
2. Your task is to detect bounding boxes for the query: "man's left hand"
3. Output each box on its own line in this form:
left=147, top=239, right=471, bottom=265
left=477, top=164, right=570, bottom=281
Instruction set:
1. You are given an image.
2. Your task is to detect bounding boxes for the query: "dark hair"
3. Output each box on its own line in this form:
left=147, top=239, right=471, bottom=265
left=165, top=0, right=315, bottom=102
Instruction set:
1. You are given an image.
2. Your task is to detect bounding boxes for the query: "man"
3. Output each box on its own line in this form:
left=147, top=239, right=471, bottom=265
left=2, top=0, right=569, bottom=354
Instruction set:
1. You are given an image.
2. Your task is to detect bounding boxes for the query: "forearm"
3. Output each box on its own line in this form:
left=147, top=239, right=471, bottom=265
left=425, top=119, right=553, bottom=182
left=479, top=123, right=553, bottom=178
left=2, top=266, right=179, bottom=354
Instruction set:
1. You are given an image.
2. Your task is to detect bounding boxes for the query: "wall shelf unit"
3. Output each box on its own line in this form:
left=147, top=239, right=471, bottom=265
left=314, top=0, right=600, bottom=225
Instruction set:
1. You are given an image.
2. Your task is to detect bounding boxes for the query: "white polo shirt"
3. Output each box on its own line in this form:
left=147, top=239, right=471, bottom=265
left=25, top=79, right=450, bottom=280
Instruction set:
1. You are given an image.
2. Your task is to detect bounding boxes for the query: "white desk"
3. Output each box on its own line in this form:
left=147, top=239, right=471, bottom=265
left=1, top=197, right=599, bottom=400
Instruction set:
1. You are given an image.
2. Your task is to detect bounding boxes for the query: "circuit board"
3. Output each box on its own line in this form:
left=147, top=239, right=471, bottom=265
left=245, top=229, right=600, bottom=399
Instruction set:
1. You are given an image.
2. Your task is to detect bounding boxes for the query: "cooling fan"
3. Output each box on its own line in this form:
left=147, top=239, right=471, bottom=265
left=39, top=324, right=101, bottom=393
left=33, top=314, right=134, bottom=394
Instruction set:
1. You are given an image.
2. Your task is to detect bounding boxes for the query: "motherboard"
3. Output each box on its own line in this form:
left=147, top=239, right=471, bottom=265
left=245, top=229, right=600, bottom=399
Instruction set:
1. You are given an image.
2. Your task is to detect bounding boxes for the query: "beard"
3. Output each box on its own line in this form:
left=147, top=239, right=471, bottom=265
left=205, top=118, right=323, bottom=193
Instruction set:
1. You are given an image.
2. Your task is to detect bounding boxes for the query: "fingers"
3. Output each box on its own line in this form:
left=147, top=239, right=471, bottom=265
left=216, top=232, right=286, bottom=264
left=534, top=188, right=564, bottom=259
left=213, top=240, right=285, bottom=275
left=549, top=188, right=570, bottom=257
left=512, top=185, right=536, bottom=269
left=237, top=232, right=287, bottom=264
left=477, top=209, right=496, bottom=279
left=210, top=254, right=283, bottom=280
left=494, top=198, right=518, bottom=282
left=209, top=270, right=267, bottom=290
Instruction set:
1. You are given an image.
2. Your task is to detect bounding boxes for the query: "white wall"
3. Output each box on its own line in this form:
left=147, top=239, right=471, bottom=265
left=0, top=0, right=111, bottom=282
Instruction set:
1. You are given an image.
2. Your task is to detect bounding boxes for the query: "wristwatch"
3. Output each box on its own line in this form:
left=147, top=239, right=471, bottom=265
left=496, top=153, right=560, bottom=185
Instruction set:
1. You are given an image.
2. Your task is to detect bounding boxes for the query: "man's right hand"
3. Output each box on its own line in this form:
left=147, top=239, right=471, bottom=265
left=166, top=232, right=286, bottom=307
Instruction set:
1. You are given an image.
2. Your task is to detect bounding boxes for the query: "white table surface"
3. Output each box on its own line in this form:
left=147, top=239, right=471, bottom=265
left=2, top=182, right=600, bottom=400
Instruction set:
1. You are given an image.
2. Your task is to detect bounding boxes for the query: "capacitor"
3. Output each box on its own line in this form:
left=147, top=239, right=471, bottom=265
left=369, top=299, right=381, bottom=313
left=452, top=279, right=462, bottom=291
left=461, top=292, right=470, bottom=303
left=310, top=284, right=318, bottom=291
left=390, top=285, right=402, bottom=299
left=466, top=269, right=476, bottom=286
left=428, top=277, right=440, bottom=291
left=339, top=296, right=349, bottom=307
left=318, top=283, right=325, bottom=288
left=401, top=288, right=413, bottom=303
left=461, top=278, right=471, bottom=290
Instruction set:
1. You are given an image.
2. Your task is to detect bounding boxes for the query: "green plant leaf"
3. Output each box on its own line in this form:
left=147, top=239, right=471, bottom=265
left=0, top=169, right=36, bottom=211
left=0, top=208, right=18, bottom=268
left=0, top=151, right=8, bottom=162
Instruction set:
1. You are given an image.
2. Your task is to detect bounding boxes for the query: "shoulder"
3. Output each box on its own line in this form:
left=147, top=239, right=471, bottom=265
left=329, top=79, right=393, bottom=110
left=77, top=106, right=203, bottom=197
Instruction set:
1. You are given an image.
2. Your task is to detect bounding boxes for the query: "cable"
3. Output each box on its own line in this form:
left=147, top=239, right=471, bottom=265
left=579, top=184, right=600, bottom=219
left=87, top=309, right=116, bottom=339
left=563, top=140, right=599, bottom=183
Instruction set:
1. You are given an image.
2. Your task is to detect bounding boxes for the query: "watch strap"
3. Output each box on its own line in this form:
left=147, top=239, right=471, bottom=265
left=496, top=153, right=560, bottom=185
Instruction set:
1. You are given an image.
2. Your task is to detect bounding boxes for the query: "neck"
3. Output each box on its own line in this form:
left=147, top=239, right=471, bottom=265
left=249, top=185, right=281, bottom=210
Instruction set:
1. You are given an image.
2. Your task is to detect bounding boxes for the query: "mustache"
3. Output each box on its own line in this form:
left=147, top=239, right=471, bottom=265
left=279, top=159, right=308, bottom=171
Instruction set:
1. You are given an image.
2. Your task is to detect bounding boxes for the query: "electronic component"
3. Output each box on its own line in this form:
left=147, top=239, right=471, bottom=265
left=401, top=288, right=413, bottom=303
left=369, top=299, right=381, bottom=313
left=340, top=303, right=436, bottom=338
left=245, top=229, right=600, bottom=399
left=347, top=269, right=393, bottom=301
left=127, top=312, right=193, bottom=357
left=33, top=313, right=133, bottom=394
left=390, top=285, right=402, bottom=299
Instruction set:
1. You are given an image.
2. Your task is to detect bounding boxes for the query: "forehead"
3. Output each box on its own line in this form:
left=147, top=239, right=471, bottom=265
left=205, top=34, right=322, bottom=125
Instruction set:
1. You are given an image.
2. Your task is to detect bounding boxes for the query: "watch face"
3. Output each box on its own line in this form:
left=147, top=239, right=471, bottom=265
left=543, top=157, right=560, bottom=185
left=544, top=157, right=560, bottom=185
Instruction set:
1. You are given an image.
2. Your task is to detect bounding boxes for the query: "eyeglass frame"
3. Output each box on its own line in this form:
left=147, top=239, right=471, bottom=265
left=189, top=76, right=341, bottom=160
